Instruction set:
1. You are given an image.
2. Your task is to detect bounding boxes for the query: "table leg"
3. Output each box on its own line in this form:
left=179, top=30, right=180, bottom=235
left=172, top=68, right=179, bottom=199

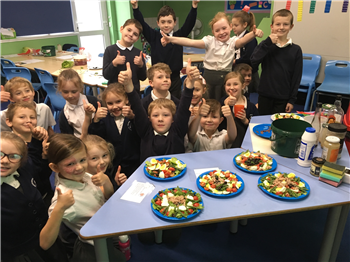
left=329, top=204, right=350, bottom=261
left=154, top=230, right=163, bottom=244
left=239, top=219, right=248, bottom=226
left=92, top=86, right=98, bottom=98
left=94, top=238, right=110, bottom=262
left=230, top=220, right=238, bottom=233
left=318, top=206, right=342, bottom=262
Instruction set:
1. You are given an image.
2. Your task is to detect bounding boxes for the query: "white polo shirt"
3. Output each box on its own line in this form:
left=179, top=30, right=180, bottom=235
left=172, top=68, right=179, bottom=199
left=193, top=129, right=230, bottom=152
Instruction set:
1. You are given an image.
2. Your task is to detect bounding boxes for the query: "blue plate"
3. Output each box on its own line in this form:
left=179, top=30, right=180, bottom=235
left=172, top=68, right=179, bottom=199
left=151, top=187, right=203, bottom=221
left=253, top=124, right=271, bottom=139
left=196, top=170, right=244, bottom=197
left=233, top=152, right=277, bottom=174
left=144, top=157, right=187, bottom=181
left=258, top=172, right=310, bottom=201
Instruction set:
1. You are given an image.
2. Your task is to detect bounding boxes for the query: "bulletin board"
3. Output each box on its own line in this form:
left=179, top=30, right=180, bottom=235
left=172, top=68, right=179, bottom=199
left=273, top=1, right=350, bottom=82
left=225, top=1, right=272, bottom=13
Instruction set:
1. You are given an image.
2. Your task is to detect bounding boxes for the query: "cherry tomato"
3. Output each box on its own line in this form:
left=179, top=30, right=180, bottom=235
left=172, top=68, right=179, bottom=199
left=200, top=182, right=206, bottom=187
left=209, top=181, right=214, bottom=185
left=188, top=209, right=193, bottom=214
left=166, top=211, right=170, bottom=216
left=160, top=208, right=165, bottom=213
left=232, top=187, right=237, bottom=192
left=226, top=188, right=231, bottom=192
left=225, top=173, right=230, bottom=178
left=173, top=189, right=177, bottom=193
left=204, top=187, right=209, bottom=191
left=193, top=196, right=198, bottom=200
left=210, top=184, right=216, bottom=189
left=182, top=190, right=187, bottom=193
left=193, top=203, right=199, bottom=207
left=159, top=193, right=164, bottom=197
left=169, top=167, right=175, bottom=171
left=155, top=200, right=161, bottom=205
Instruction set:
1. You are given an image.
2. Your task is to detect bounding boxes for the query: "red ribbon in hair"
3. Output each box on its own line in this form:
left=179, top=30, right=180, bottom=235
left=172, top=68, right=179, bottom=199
left=242, top=5, right=250, bottom=13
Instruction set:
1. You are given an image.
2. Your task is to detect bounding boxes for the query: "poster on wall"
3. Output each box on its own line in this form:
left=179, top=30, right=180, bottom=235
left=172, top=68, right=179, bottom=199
left=225, top=1, right=272, bottom=13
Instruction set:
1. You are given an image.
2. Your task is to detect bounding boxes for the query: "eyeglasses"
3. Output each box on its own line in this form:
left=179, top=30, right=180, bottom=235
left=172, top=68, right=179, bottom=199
left=0, top=152, right=22, bottom=163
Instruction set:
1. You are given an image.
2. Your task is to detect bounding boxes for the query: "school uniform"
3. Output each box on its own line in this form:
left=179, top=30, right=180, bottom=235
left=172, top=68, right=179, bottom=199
left=193, top=129, right=230, bottom=152
left=59, top=95, right=98, bottom=136
left=141, top=91, right=180, bottom=113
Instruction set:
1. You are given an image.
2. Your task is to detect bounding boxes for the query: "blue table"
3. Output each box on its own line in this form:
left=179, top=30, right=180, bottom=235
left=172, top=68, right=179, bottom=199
left=80, top=117, right=350, bottom=261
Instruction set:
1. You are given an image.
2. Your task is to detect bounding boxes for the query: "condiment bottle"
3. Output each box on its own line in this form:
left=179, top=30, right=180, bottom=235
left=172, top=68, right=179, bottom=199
left=57, top=44, right=62, bottom=52
left=310, top=157, right=326, bottom=177
left=319, top=123, right=328, bottom=148
left=327, top=123, right=347, bottom=159
left=118, top=235, right=131, bottom=260
left=334, top=95, right=344, bottom=123
left=298, top=127, right=317, bottom=167
left=311, top=102, right=322, bottom=146
left=322, top=136, right=340, bottom=163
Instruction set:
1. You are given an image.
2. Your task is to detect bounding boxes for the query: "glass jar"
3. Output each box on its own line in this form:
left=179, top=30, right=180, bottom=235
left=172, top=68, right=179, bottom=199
left=320, top=104, right=335, bottom=124
left=319, top=123, right=328, bottom=148
left=322, top=136, right=340, bottom=163
left=327, top=123, right=347, bottom=159
left=310, top=157, right=326, bottom=177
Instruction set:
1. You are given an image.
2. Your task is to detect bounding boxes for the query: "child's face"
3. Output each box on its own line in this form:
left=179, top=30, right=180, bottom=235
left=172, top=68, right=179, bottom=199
left=149, top=70, right=171, bottom=92
left=105, top=92, right=128, bottom=117
left=10, top=84, right=35, bottom=103
left=87, top=146, right=110, bottom=175
left=120, top=24, right=140, bottom=47
left=225, top=77, right=243, bottom=98
left=200, top=109, right=223, bottom=133
left=271, top=16, right=294, bottom=39
left=53, top=149, right=88, bottom=183
left=0, top=139, right=22, bottom=177
left=60, top=80, right=82, bottom=105
left=191, top=82, right=205, bottom=106
left=157, top=15, right=176, bottom=34
left=212, top=18, right=232, bottom=43
left=149, top=106, right=173, bottom=134
left=6, top=108, right=37, bottom=135
left=232, top=18, right=247, bottom=36
left=240, top=69, right=252, bottom=86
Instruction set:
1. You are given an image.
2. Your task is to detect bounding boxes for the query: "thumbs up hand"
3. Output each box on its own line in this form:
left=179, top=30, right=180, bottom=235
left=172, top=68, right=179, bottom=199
left=118, top=62, right=134, bottom=93
left=56, top=188, right=75, bottom=211
left=269, top=28, right=278, bottom=44
left=83, top=99, right=96, bottom=116
left=29, top=123, right=48, bottom=141
left=113, top=50, right=126, bottom=67
left=114, top=165, right=127, bottom=186
left=0, top=85, right=10, bottom=102
left=134, top=51, right=144, bottom=68
left=91, top=164, right=109, bottom=187
left=252, top=25, right=263, bottom=38
left=94, top=101, right=108, bottom=123
left=224, top=90, right=237, bottom=107
left=199, top=98, right=210, bottom=117
left=185, top=58, right=201, bottom=89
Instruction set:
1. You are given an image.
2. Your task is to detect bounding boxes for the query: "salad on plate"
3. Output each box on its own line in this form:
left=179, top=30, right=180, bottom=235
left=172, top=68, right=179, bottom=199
left=271, top=113, right=303, bottom=121
left=234, top=150, right=275, bottom=172
left=145, top=157, right=186, bottom=179
left=198, top=170, right=243, bottom=195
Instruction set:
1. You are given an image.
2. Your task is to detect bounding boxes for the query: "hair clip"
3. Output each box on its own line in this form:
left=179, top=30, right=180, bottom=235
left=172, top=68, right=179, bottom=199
left=199, top=75, right=206, bottom=85
left=242, top=5, right=250, bottom=13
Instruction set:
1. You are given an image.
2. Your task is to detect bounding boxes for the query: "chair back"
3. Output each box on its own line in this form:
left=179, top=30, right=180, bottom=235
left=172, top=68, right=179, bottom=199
left=62, top=44, right=78, bottom=51
left=321, top=60, right=350, bottom=95
left=143, top=85, right=152, bottom=97
left=67, top=46, right=79, bottom=53
left=301, top=54, right=322, bottom=85
left=1, top=59, right=16, bottom=78
left=42, top=82, right=66, bottom=112
left=34, top=68, right=54, bottom=84
left=2, top=67, right=32, bottom=81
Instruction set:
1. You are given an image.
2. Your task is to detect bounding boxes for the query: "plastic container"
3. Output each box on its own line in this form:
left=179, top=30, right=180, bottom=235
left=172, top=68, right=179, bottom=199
left=322, top=136, right=340, bottom=163
left=334, top=96, right=344, bottom=123
left=311, top=102, right=322, bottom=146
left=118, top=235, right=131, bottom=261
left=298, top=127, right=317, bottom=167
left=73, top=55, right=87, bottom=66
left=327, top=123, right=347, bottom=159
left=270, top=119, right=312, bottom=158
left=41, top=45, right=56, bottom=57
left=57, top=44, right=62, bottom=52
left=310, top=157, right=326, bottom=177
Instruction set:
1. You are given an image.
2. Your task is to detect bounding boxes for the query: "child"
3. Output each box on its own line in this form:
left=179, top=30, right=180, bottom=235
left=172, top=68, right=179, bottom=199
left=118, top=60, right=199, bottom=162
left=1, top=131, right=71, bottom=261
left=251, top=9, right=302, bottom=115
left=161, top=11, right=263, bottom=101
left=47, top=133, right=125, bottom=262
left=188, top=99, right=237, bottom=152
left=233, top=63, right=253, bottom=100
left=220, top=72, right=259, bottom=148
left=88, top=83, right=140, bottom=178
left=142, top=63, right=179, bottom=113
left=58, top=69, right=98, bottom=137
left=103, top=19, right=147, bottom=94
left=131, top=0, right=200, bottom=99
left=231, top=6, right=260, bottom=94
left=1, top=77, right=56, bottom=135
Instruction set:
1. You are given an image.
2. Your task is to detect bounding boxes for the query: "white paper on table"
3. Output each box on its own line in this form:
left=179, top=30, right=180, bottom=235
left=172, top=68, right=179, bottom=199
left=1, top=54, right=21, bottom=58
left=56, top=55, right=74, bottom=60
left=120, top=180, right=155, bottom=203
left=249, top=123, right=276, bottom=155
left=15, top=59, right=43, bottom=65
left=194, top=167, right=219, bottom=178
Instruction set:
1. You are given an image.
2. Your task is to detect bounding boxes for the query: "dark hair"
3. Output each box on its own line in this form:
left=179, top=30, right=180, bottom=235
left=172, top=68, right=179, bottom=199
left=1, top=131, right=28, bottom=166
left=147, top=63, right=172, bottom=81
left=122, top=18, right=143, bottom=35
left=157, top=5, right=176, bottom=22
left=232, top=10, right=256, bottom=32
left=205, top=99, right=222, bottom=117
left=83, top=135, right=115, bottom=169
left=6, top=102, right=37, bottom=122
left=272, top=9, right=294, bottom=25
left=102, top=83, right=128, bottom=104
left=234, top=63, right=252, bottom=73
left=48, top=133, right=87, bottom=165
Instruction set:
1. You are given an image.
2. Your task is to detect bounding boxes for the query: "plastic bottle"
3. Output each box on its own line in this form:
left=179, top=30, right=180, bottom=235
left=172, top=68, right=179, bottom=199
left=311, top=102, right=322, bottom=146
left=118, top=235, right=131, bottom=261
left=322, top=136, right=340, bottom=163
left=334, top=95, right=344, bottom=123
left=298, top=127, right=317, bottom=167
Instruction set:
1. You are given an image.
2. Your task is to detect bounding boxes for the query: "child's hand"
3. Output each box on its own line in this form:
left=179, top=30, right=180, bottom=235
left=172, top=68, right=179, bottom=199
left=186, top=59, right=201, bottom=83
left=113, top=51, right=126, bottom=67
left=269, top=28, right=278, bottom=44
left=83, top=99, right=96, bottom=116
left=91, top=165, right=109, bottom=187
left=134, top=51, right=144, bottom=68
left=56, top=187, right=75, bottom=211
left=285, top=103, right=293, bottom=113
left=42, top=136, right=50, bottom=159
left=1, top=85, right=10, bottom=102
left=199, top=98, right=210, bottom=116
left=222, top=105, right=233, bottom=118
left=114, top=165, right=127, bottom=186
left=94, top=101, right=108, bottom=123
left=192, top=0, right=200, bottom=8
left=252, top=25, right=264, bottom=38
left=118, top=62, right=132, bottom=86
left=224, top=90, right=237, bottom=107
left=30, top=123, right=48, bottom=141
left=122, top=106, right=134, bottom=119
left=160, top=31, right=171, bottom=47
left=235, top=108, right=249, bottom=124
left=130, top=0, right=138, bottom=9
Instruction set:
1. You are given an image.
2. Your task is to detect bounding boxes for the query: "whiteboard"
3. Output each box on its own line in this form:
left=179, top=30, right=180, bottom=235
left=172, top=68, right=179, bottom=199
left=273, top=1, right=350, bottom=82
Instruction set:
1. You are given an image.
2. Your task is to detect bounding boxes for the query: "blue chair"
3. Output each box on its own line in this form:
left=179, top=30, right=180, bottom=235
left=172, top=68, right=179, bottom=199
left=67, top=46, right=79, bottom=53
left=34, top=68, right=54, bottom=84
left=181, top=75, right=187, bottom=91
left=42, top=82, right=66, bottom=123
left=1, top=58, right=16, bottom=78
left=298, top=54, right=321, bottom=111
left=310, top=60, right=350, bottom=110
left=142, top=85, right=152, bottom=98
left=3, top=67, right=42, bottom=102
left=98, top=53, right=104, bottom=57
